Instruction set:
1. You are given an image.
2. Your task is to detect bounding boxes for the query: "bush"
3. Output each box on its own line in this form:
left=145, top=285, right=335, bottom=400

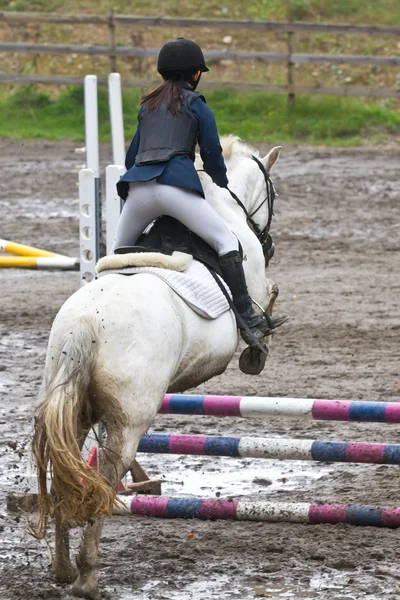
left=11, top=85, right=52, bottom=108
left=59, top=86, right=84, bottom=106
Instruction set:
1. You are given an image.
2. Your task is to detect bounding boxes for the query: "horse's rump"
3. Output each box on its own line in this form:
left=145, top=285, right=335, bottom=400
left=31, top=315, right=118, bottom=538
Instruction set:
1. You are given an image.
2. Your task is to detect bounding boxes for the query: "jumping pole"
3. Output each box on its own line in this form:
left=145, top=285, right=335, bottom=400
left=0, top=256, right=78, bottom=270
left=0, top=238, right=68, bottom=259
left=114, top=495, right=400, bottom=528
left=159, top=394, right=400, bottom=423
left=138, top=432, right=400, bottom=464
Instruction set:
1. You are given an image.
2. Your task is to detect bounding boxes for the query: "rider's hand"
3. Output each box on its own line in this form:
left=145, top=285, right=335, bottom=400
left=214, top=175, right=229, bottom=188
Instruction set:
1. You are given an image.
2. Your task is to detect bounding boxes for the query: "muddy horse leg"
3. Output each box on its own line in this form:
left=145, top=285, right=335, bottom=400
left=53, top=424, right=88, bottom=583
left=53, top=509, right=78, bottom=583
left=72, top=428, right=139, bottom=600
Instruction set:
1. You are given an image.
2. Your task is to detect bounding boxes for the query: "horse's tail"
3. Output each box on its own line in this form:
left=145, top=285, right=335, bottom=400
left=30, top=315, right=116, bottom=539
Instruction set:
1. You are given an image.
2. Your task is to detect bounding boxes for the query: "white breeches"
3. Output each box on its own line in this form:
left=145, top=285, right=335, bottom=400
left=113, top=180, right=238, bottom=256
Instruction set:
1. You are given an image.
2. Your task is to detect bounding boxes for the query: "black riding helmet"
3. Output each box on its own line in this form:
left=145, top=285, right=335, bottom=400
left=157, top=37, right=209, bottom=75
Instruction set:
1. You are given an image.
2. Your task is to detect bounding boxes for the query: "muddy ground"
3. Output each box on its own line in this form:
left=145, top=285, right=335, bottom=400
left=0, top=139, right=400, bottom=600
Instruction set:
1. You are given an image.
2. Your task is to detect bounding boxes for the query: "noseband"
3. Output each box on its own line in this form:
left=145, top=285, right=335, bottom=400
left=227, top=155, right=276, bottom=254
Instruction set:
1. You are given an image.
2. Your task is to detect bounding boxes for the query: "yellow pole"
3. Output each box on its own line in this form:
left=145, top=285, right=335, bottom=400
left=0, top=238, right=58, bottom=258
left=0, top=256, right=42, bottom=268
left=0, top=256, right=78, bottom=270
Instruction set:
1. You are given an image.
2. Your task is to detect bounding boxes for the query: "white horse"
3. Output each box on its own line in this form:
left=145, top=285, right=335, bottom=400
left=32, top=136, right=283, bottom=599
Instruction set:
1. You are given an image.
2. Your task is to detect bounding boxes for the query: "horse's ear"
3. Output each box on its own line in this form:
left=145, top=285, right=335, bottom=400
left=263, top=146, right=282, bottom=173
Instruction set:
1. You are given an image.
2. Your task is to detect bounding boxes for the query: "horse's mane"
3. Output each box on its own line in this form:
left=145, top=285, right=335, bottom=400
left=220, top=135, right=258, bottom=162
left=195, top=135, right=258, bottom=176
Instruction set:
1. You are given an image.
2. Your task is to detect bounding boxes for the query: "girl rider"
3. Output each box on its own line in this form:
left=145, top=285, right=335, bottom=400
left=114, top=37, right=288, bottom=343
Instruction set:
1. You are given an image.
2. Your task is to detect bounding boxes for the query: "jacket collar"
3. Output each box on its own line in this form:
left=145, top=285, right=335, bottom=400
left=177, top=81, right=194, bottom=91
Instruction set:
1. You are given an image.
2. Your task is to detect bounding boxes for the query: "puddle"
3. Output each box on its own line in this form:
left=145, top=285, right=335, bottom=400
left=7, top=450, right=334, bottom=501
left=118, top=575, right=250, bottom=599
left=114, top=568, right=397, bottom=600
left=8, top=435, right=380, bottom=501
left=0, top=331, right=39, bottom=352
left=0, top=331, right=44, bottom=394
left=137, top=452, right=333, bottom=499
left=2, top=197, right=78, bottom=222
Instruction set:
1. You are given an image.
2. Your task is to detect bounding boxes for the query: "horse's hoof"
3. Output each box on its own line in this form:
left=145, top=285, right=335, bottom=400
left=264, top=240, right=275, bottom=268
left=239, top=345, right=268, bottom=375
left=72, top=578, right=101, bottom=600
left=53, top=560, right=78, bottom=584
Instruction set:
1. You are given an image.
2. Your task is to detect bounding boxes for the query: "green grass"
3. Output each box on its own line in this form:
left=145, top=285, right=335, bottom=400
left=248, top=0, right=400, bottom=24
left=1, top=0, right=399, bottom=24
left=1, top=85, right=399, bottom=146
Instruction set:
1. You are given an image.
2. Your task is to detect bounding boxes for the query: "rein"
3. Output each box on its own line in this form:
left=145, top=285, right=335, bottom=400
left=197, top=153, right=276, bottom=253
left=227, top=155, right=276, bottom=250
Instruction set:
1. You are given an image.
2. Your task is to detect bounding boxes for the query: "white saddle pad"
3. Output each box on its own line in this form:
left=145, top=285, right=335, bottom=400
left=98, top=259, right=231, bottom=319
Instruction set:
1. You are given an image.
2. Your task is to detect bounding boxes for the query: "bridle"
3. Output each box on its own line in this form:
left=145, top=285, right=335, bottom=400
left=197, top=154, right=276, bottom=258
left=227, top=155, right=276, bottom=254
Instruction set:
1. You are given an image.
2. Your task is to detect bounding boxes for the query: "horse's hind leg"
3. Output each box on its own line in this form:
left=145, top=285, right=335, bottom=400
left=53, top=510, right=77, bottom=583
left=72, top=426, right=143, bottom=600
left=53, top=422, right=89, bottom=584
left=72, top=514, right=106, bottom=600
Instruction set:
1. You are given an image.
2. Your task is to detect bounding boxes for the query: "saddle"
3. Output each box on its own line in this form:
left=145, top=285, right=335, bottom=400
left=114, top=216, right=271, bottom=375
left=114, top=216, right=223, bottom=276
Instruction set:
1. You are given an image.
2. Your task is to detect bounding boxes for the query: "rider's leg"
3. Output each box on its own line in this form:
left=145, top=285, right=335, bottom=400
left=112, top=181, right=161, bottom=251
left=114, top=180, right=238, bottom=254
left=114, top=181, right=287, bottom=340
left=153, top=181, right=239, bottom=255
left=218, top=250, right=288, bottom=342
left=152, top=182, right=288, bottom=340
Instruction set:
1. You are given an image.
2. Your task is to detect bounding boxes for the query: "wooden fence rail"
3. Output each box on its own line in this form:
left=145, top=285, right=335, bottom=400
left=1, top=11, right=399, bottom=103
left=1, top=43, right=399, bottom=68
left=1, top=12, right=400, bottom=36
left=1, top=74, right=398, bottom=99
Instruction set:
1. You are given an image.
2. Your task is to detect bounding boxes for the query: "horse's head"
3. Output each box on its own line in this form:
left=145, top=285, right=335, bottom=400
left=198, top=134, right=282, bottom=275
left=224, top=136, right=281, bottom=249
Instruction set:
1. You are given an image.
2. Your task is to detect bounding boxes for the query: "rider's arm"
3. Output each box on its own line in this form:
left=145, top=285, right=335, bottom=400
left=191, top=99, right=228, bottom=188
left=125, top=124, right=140, bottom=170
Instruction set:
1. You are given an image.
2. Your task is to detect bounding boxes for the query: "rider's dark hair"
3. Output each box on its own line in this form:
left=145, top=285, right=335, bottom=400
left=140, top=71, right=196, bottom=114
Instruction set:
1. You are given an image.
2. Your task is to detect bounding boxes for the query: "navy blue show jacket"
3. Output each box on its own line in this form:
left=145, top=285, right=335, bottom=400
left=117, top=83, right=228, bottom=200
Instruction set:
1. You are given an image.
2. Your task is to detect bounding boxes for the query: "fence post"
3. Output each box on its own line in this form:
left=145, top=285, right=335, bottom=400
left=108, top=10, right=117, bottom=73
left=286, top=1, right=295, bottom=109
left=287, top=30, right=295, bottom=109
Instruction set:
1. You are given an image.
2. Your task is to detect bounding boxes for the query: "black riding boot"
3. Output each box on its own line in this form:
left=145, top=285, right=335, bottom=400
left=219, top=250, right=289, bottom=344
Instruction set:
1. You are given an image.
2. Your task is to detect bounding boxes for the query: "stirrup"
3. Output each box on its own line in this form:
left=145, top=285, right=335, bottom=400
left=240, top=313, right=289, bottom=345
